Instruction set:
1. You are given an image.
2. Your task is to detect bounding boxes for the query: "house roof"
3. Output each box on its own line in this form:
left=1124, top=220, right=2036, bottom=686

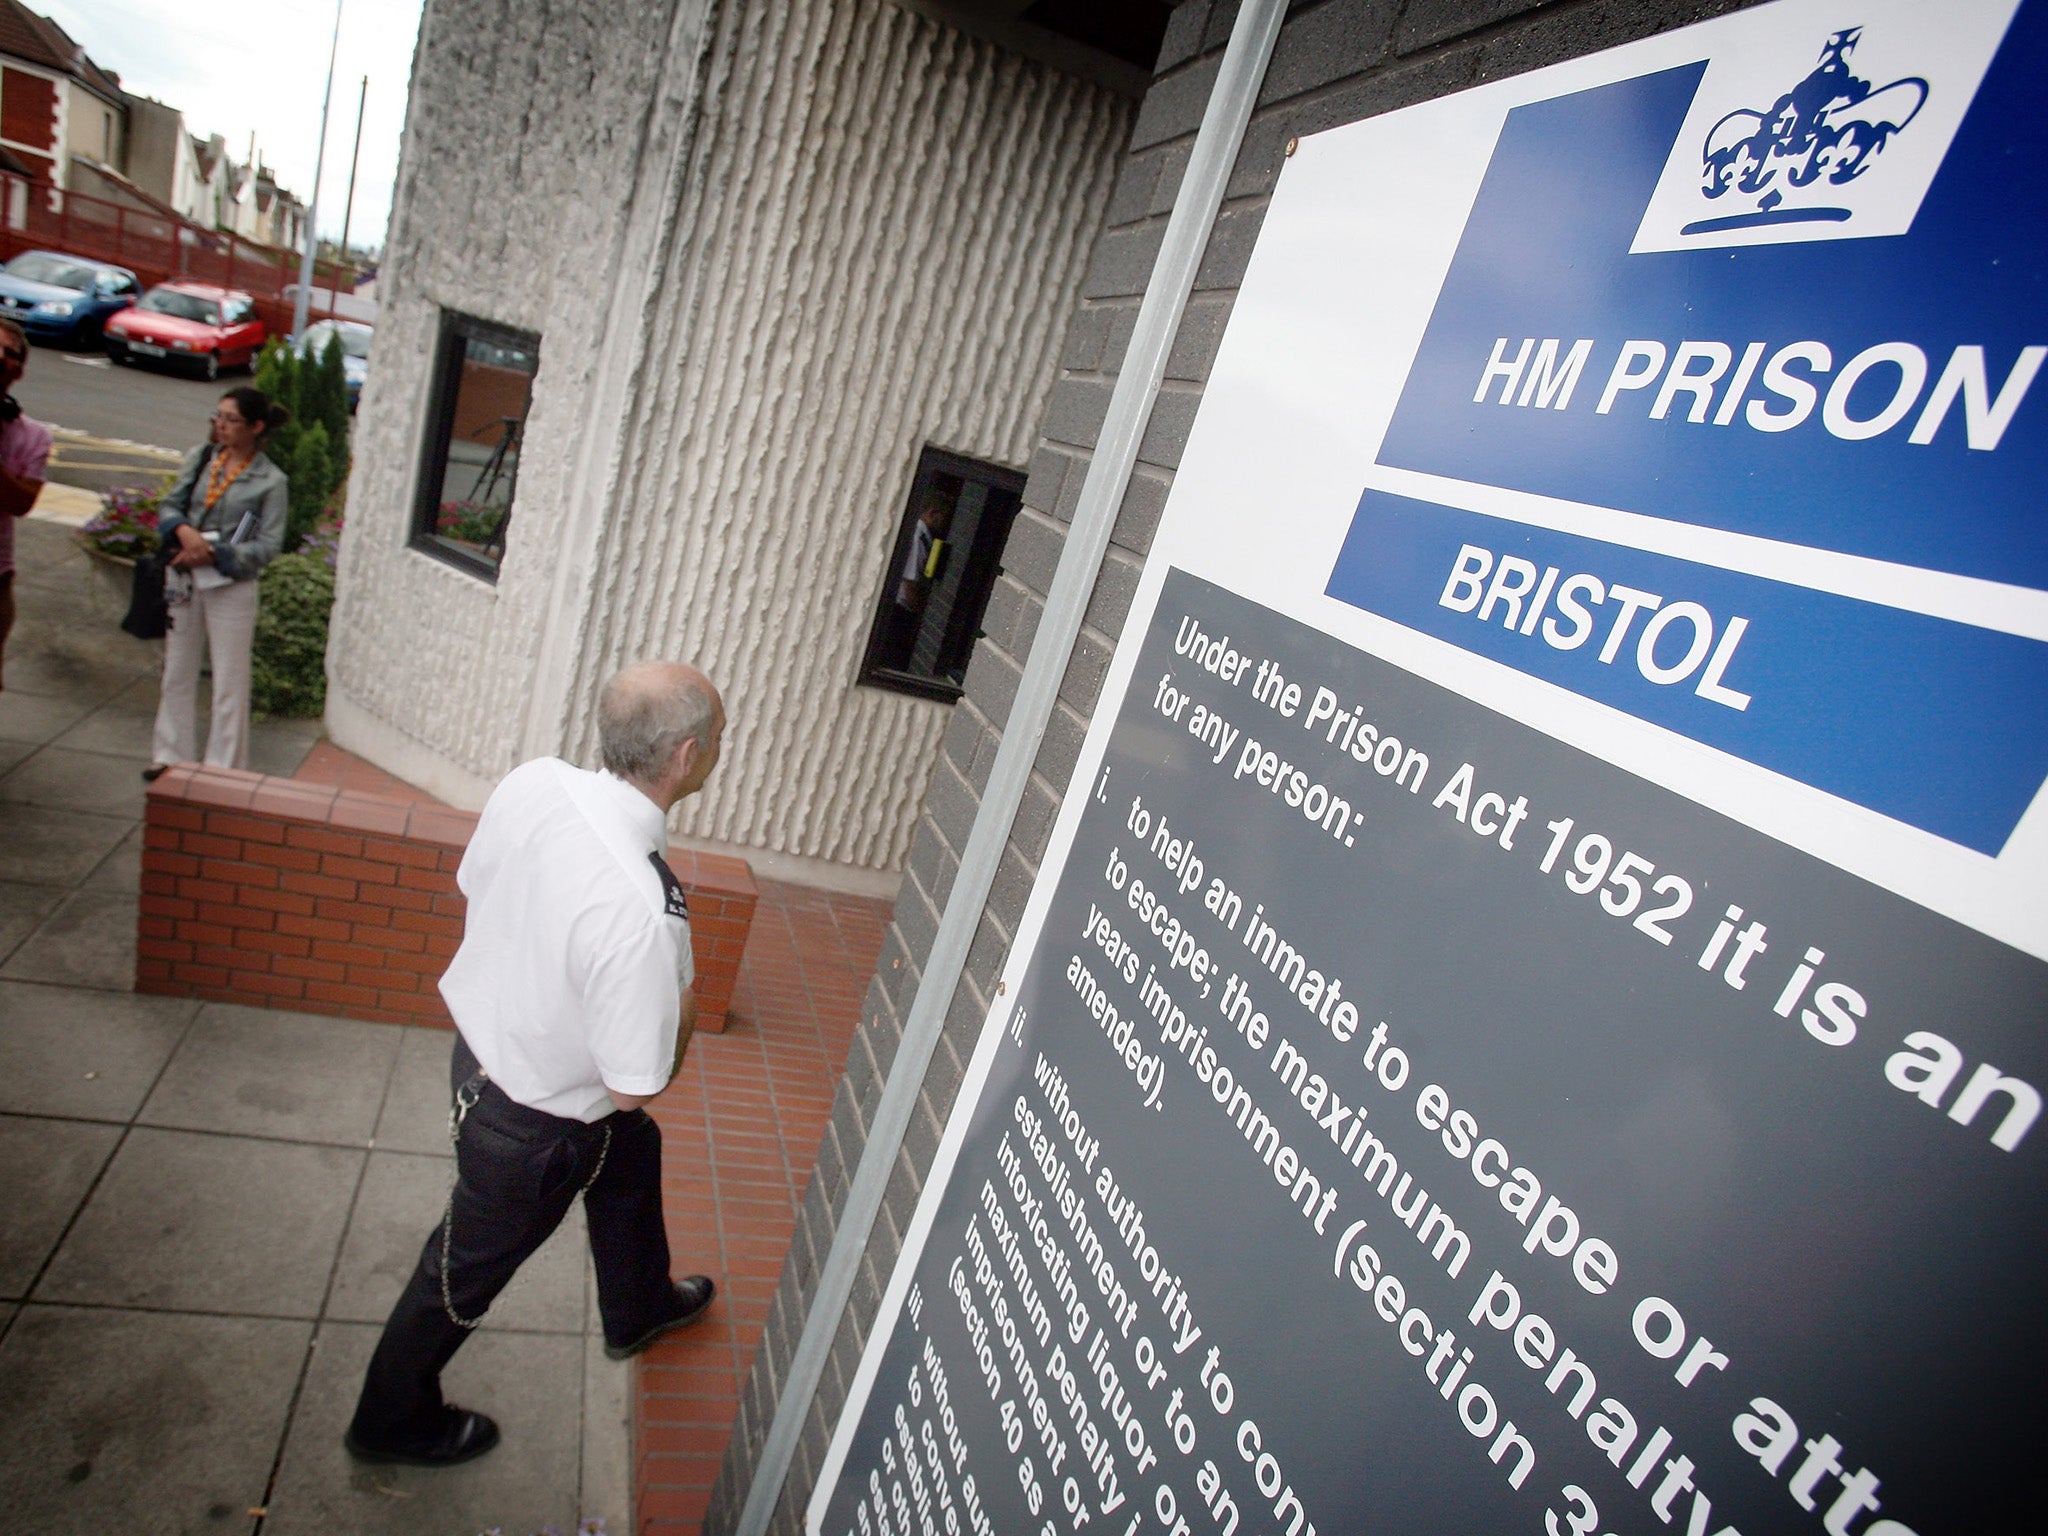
left=253, top=164, right=304, bottom=216
left=67, top=154, right=185, bottom=221
left=191, top=133, right=224, bottom=180
left=0, top=0, right=124, bottom=104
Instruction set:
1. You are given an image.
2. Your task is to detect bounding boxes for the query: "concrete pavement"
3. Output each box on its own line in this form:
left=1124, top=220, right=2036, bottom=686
left=0, top=516, right=633, bottom=1535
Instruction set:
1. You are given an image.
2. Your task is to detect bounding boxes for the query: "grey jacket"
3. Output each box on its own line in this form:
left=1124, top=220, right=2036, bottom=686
left=157, top=443, right=289, bottom=581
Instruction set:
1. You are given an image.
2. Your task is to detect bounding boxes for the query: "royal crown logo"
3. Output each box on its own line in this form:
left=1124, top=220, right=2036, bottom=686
left=1684, top=27, right=1928, bottom=235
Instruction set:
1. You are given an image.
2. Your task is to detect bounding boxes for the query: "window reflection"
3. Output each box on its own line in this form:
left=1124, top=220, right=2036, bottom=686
left=411, top=315, right=539, bottom=579
left=861, top=447, right=1024, bottom=700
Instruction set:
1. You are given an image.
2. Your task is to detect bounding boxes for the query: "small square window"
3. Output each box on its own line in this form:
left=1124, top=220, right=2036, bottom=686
left=858, top=447, right=1025, bottom=701
left=409, top=311, right=539, bottom=580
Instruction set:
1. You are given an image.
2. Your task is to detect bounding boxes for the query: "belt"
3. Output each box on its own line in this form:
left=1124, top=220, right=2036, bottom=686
left=450, top=1031, right=623, bottom=1136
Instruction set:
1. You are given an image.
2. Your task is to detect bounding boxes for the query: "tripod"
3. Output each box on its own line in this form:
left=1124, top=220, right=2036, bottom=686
left=466, top=416, right=523, bottom=559
left=470, top=416, right=524, bottom=506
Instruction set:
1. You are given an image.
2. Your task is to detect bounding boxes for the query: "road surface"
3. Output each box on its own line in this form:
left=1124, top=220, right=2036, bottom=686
left=14, top=343, right=233, bottom=498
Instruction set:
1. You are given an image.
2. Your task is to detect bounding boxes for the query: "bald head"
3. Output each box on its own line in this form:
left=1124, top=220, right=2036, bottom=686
left=598, top=662, right=723, bottom=798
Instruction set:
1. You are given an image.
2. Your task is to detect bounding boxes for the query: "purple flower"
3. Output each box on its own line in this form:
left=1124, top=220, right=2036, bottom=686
left=81, top=482, right=168, bottom=559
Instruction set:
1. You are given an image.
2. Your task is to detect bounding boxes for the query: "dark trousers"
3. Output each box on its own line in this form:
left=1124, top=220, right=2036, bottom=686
left=350, top=1034, right=676, bottom=1436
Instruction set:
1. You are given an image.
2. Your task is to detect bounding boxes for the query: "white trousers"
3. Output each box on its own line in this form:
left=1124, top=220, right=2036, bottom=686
left=152, top=575, right=259, bottom=770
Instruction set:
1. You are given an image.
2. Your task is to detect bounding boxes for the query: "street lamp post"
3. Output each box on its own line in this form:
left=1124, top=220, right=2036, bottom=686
left=292, top=0, right=345, bottom=341
left=338, top=75, right=369, bottom=273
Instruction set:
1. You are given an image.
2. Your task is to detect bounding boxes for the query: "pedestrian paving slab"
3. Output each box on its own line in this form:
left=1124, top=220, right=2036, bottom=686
left=0, top=887, right=139, bottom=988
left=0, top=1306, right=312, bottom=1531
left=324, top=1149, right=460, bottom=1326
left=0, top=986, right=639, bottom=1533
left=0, top=1115, right=122, bottom=1295
left=325, top=1151, right=592, bottom=1337
left=38, top=1126, right=365, bottom=1316
left=0, top=687, right=96, bottom=745
left=0, top=878, right=64, bottom=956
left=137, top=1003, right=402, bottom=1145
left=79, top=823, right=146, bottom=892
left=375, top=1023, right=467, bottom=1155
left=0, top=801, right=132, bottom=885
left=0, top=981, right=196, bottom=1119
left=48, top=676, right=163, bottom=757
left=0, top=741, right=155, bottom=817
left=263, top=1322, right=591, bottom=1536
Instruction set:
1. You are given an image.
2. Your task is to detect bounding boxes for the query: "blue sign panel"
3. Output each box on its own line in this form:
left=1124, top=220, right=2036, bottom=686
left=1328, top=5, right=2048, bottom=849
left=1327, top=490, right=2048, bottom=853
left=1372, top=13, right=2047, bottom=587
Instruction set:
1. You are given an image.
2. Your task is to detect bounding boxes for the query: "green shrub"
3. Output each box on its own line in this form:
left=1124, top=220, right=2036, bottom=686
left=254, top=336, right=351, bottom=551
left=284, top=420, right=334, bottom=550
left=250, top=551, right=336, bottom=717
left=301, top=332, right=352, bottom=445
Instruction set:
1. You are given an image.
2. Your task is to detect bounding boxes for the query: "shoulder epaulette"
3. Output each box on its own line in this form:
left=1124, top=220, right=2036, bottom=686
left=647, top=850, right=690, bottom=920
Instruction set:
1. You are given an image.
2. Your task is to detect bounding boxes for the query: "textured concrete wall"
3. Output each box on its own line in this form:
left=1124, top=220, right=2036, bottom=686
left=328, top=0, right=702, bottom=807
left=707, top=1, right=1773, bottom=1532
left=550, top=0, right=1133, bottom=869
left=326, top=0, right=1133, bottom=870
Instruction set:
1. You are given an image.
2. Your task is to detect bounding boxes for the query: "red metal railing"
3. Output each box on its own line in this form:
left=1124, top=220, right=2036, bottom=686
left=0, top=174, right=360, bottom=337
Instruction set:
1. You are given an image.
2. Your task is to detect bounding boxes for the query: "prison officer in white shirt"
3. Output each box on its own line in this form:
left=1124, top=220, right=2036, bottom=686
left=346, top=661, right=725, bottom=1468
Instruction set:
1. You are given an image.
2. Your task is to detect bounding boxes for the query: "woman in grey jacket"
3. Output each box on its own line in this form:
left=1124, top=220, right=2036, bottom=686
left=145, top=386, right=291, bottom=777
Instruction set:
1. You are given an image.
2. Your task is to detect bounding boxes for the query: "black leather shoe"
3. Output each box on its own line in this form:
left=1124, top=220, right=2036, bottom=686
left=605, top=1275, right=716, bottom=1360
left=141, top=764, right=171, bottom=782
left=344, top=1405, right=501, bottom=1467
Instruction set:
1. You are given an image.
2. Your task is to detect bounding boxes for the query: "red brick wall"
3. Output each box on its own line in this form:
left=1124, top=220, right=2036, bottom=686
left=137, top=765, right=757, bottom=1032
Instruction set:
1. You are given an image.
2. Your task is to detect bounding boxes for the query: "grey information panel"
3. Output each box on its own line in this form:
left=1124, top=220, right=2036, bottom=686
left=810, top=3, right=2048, bottom=1532
left=815, top=570, right=2042, bottom=1536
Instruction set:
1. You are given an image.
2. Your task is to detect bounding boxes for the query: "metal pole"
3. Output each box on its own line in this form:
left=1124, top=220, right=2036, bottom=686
left=292, top=0, right=344, bottom=338
left=338, top=74, right=368, bottom=272
left=728, top=4, right=1288, bottom=1534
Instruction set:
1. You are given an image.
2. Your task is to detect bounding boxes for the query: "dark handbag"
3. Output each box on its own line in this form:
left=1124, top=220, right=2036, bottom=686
left=119, top=542, right=174, bottom=639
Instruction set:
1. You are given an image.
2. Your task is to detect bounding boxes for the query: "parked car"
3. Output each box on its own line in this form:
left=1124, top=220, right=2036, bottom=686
left=104, top=283, right=265, bottom=379
left=0, top=250, right=139, bottom=346
left=296, top=317, right=373, bottom=410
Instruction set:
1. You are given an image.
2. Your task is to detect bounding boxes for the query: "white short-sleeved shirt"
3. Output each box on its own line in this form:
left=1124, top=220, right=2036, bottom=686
left=440, top=758, right=694, bottom=1122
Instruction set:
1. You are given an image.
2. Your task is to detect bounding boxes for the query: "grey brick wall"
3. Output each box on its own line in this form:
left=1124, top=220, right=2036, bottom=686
left=702, top=1, right=1769, bottom=1530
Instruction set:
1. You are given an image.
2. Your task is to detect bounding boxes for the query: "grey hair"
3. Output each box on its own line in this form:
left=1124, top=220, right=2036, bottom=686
left=597, top=665, right=715, bottom=781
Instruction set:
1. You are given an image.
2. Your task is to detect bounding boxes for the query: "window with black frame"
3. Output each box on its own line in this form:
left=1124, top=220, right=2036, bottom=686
left=859, top=447, right=1025, bottom=701
left=409, top=312, right=539, bottom=579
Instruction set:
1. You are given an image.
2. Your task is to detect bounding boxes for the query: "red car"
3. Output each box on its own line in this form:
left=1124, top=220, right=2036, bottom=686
left=104, top=282, right=266, bottom=379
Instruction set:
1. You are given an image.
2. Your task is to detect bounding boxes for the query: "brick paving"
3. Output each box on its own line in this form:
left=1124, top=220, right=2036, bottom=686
left=294, top=738, right=446, bottom=806
left=636, top=879, right=887, bottom=1531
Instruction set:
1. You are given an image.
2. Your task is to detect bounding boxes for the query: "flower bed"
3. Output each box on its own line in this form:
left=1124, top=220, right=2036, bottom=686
left=78, top=481, right=167, bottom=560
left=435, top=499, right=503, bottom=545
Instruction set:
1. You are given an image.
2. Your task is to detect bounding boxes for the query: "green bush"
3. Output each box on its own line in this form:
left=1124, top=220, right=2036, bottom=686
left=299, top=334, right=352, bottom=445
left=285, top=420, right=334, bottom=550
left=254, top=336, right=352, bottom=551
left=250, top=551, right=336, bottom=717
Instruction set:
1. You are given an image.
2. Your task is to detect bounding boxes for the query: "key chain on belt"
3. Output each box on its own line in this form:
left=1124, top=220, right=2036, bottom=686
left=439, top=1071, right=612, bottom=1330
